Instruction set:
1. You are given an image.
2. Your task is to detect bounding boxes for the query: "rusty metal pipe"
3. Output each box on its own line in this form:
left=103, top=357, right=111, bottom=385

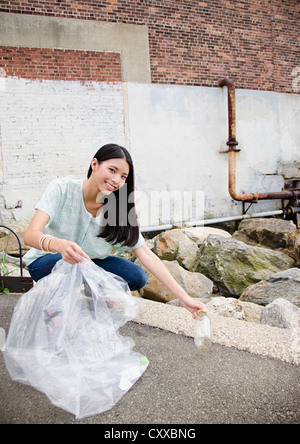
left=219, top=78, right=300, bottom=202
left=218, top=78, right=238, bottom=149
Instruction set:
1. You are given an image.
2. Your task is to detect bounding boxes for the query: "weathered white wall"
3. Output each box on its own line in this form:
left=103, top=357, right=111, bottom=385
left=0, top=78, right=299, bottom=227
left=126, top=83, right=299, bottom=227
left=277, top=93, right=300, bottom=178
left=0, top=78, right=125, bottom=222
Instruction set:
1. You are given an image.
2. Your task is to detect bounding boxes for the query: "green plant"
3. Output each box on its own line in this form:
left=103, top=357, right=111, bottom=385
left=0, top=281, right=10, bottom=294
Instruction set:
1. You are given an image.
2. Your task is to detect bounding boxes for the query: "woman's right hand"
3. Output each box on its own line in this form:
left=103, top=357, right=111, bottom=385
left=23, top=210, right=91, bottom=265
left=51, top=238, right=91, bottom=264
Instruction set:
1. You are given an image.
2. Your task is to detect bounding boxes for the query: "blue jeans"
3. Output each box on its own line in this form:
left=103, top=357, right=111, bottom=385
left=27, top=253, right=147, bottom=291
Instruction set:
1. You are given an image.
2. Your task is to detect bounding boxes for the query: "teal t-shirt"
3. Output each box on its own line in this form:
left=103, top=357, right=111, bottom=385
left=23, top=177, right=145, bottom=266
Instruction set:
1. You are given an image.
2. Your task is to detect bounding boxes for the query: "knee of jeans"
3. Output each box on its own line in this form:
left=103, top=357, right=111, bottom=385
left=130, top=268, right=147, bottom=291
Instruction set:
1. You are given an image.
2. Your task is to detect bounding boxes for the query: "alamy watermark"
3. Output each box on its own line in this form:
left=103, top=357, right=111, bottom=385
left=96, top=186, right=205, bottom=228
left=292, top=67, right=300, bottom=93
left=135, top=189, right=205, bottom=228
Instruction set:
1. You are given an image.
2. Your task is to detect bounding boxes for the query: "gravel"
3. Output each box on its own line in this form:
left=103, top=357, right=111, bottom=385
left=134, top=298, right=300, bottom=366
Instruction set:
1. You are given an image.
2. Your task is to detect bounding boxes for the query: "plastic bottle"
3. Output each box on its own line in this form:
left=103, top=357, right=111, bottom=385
left=194, top=310, right=211, bottom=349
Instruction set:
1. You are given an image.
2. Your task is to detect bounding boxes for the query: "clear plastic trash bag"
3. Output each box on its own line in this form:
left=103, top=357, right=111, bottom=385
left=2, top=259, right=149, bottom=419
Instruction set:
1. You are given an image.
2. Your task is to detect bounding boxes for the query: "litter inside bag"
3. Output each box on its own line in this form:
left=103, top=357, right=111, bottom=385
left=2, top=259, right=149, bottom=419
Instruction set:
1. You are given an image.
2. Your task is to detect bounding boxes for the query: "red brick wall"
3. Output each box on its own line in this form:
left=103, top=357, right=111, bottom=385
left=0, top=0, right=299, bottom=92
left=0, top=47, right=122, bottom=82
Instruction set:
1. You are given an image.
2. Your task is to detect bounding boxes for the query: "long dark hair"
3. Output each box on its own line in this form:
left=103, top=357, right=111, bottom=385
left=87, top=144, right=140, bottom=247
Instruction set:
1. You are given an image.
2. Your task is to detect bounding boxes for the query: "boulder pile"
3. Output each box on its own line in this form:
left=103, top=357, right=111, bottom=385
left=1, top=218, right=300, bottom=331
left=136, top=219, right=300, bottom=330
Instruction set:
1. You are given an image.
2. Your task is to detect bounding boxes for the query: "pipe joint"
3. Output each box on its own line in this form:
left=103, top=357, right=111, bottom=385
left=226, top=140, right=240, bottom=152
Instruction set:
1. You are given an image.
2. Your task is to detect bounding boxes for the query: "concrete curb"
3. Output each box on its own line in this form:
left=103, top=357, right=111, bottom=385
left=133, top=298, right=300, bottom=366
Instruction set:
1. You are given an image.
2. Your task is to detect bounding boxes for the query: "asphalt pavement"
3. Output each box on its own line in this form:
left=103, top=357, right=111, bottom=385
left=0, top=293, right=299, bottom=425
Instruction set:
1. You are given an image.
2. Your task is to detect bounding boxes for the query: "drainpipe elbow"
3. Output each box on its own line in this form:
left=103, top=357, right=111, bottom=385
left=218, top=78, right=235, bottom=90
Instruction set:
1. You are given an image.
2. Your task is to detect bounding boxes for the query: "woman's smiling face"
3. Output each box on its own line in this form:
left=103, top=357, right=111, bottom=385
left=91, top=157, right=130, bottom=195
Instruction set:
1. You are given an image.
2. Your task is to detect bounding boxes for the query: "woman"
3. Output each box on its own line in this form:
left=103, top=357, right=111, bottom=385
left=23, top=143, right=207, bottom=318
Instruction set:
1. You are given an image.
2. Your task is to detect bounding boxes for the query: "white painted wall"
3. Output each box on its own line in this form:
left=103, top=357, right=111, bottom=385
left=0, top=78, right=125, bottom=222
left=0, top=77, right=299, bottom=228
left=126, top=83, right=297, bottom=227
left=277, top=93, right=300, bottom=177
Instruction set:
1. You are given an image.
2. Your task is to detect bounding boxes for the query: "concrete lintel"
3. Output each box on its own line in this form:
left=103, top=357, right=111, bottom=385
left=0, top=12, right=151, bottom=83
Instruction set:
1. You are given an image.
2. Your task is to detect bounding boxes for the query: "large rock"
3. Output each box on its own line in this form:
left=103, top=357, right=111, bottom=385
left=240, top=268, right=300, bottom=307
left=153, top=229, right=198, bottom=270
left=233, top=218, right=298, bottom=251
left=206, top=296, right=264, bottom=323
left=192, top=235, right=295, bottom=296
left=0, top=219, right=31, bottom=256
left=260, top=298, right=300, bottom=329
left=0, top=219, right=31, bottom=238
left=153, top=227, right=231, bottom=270
left=182, top=226, right=231, bottom=246
left=0, top=232, right=30, bottom=256
left=239, top=301, right=263, bottom=323
left=295, top=235, right=300, bottom=264
left=206, top=296, right=244, bottom=320
left=136, top=259, right=213, bottom=303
